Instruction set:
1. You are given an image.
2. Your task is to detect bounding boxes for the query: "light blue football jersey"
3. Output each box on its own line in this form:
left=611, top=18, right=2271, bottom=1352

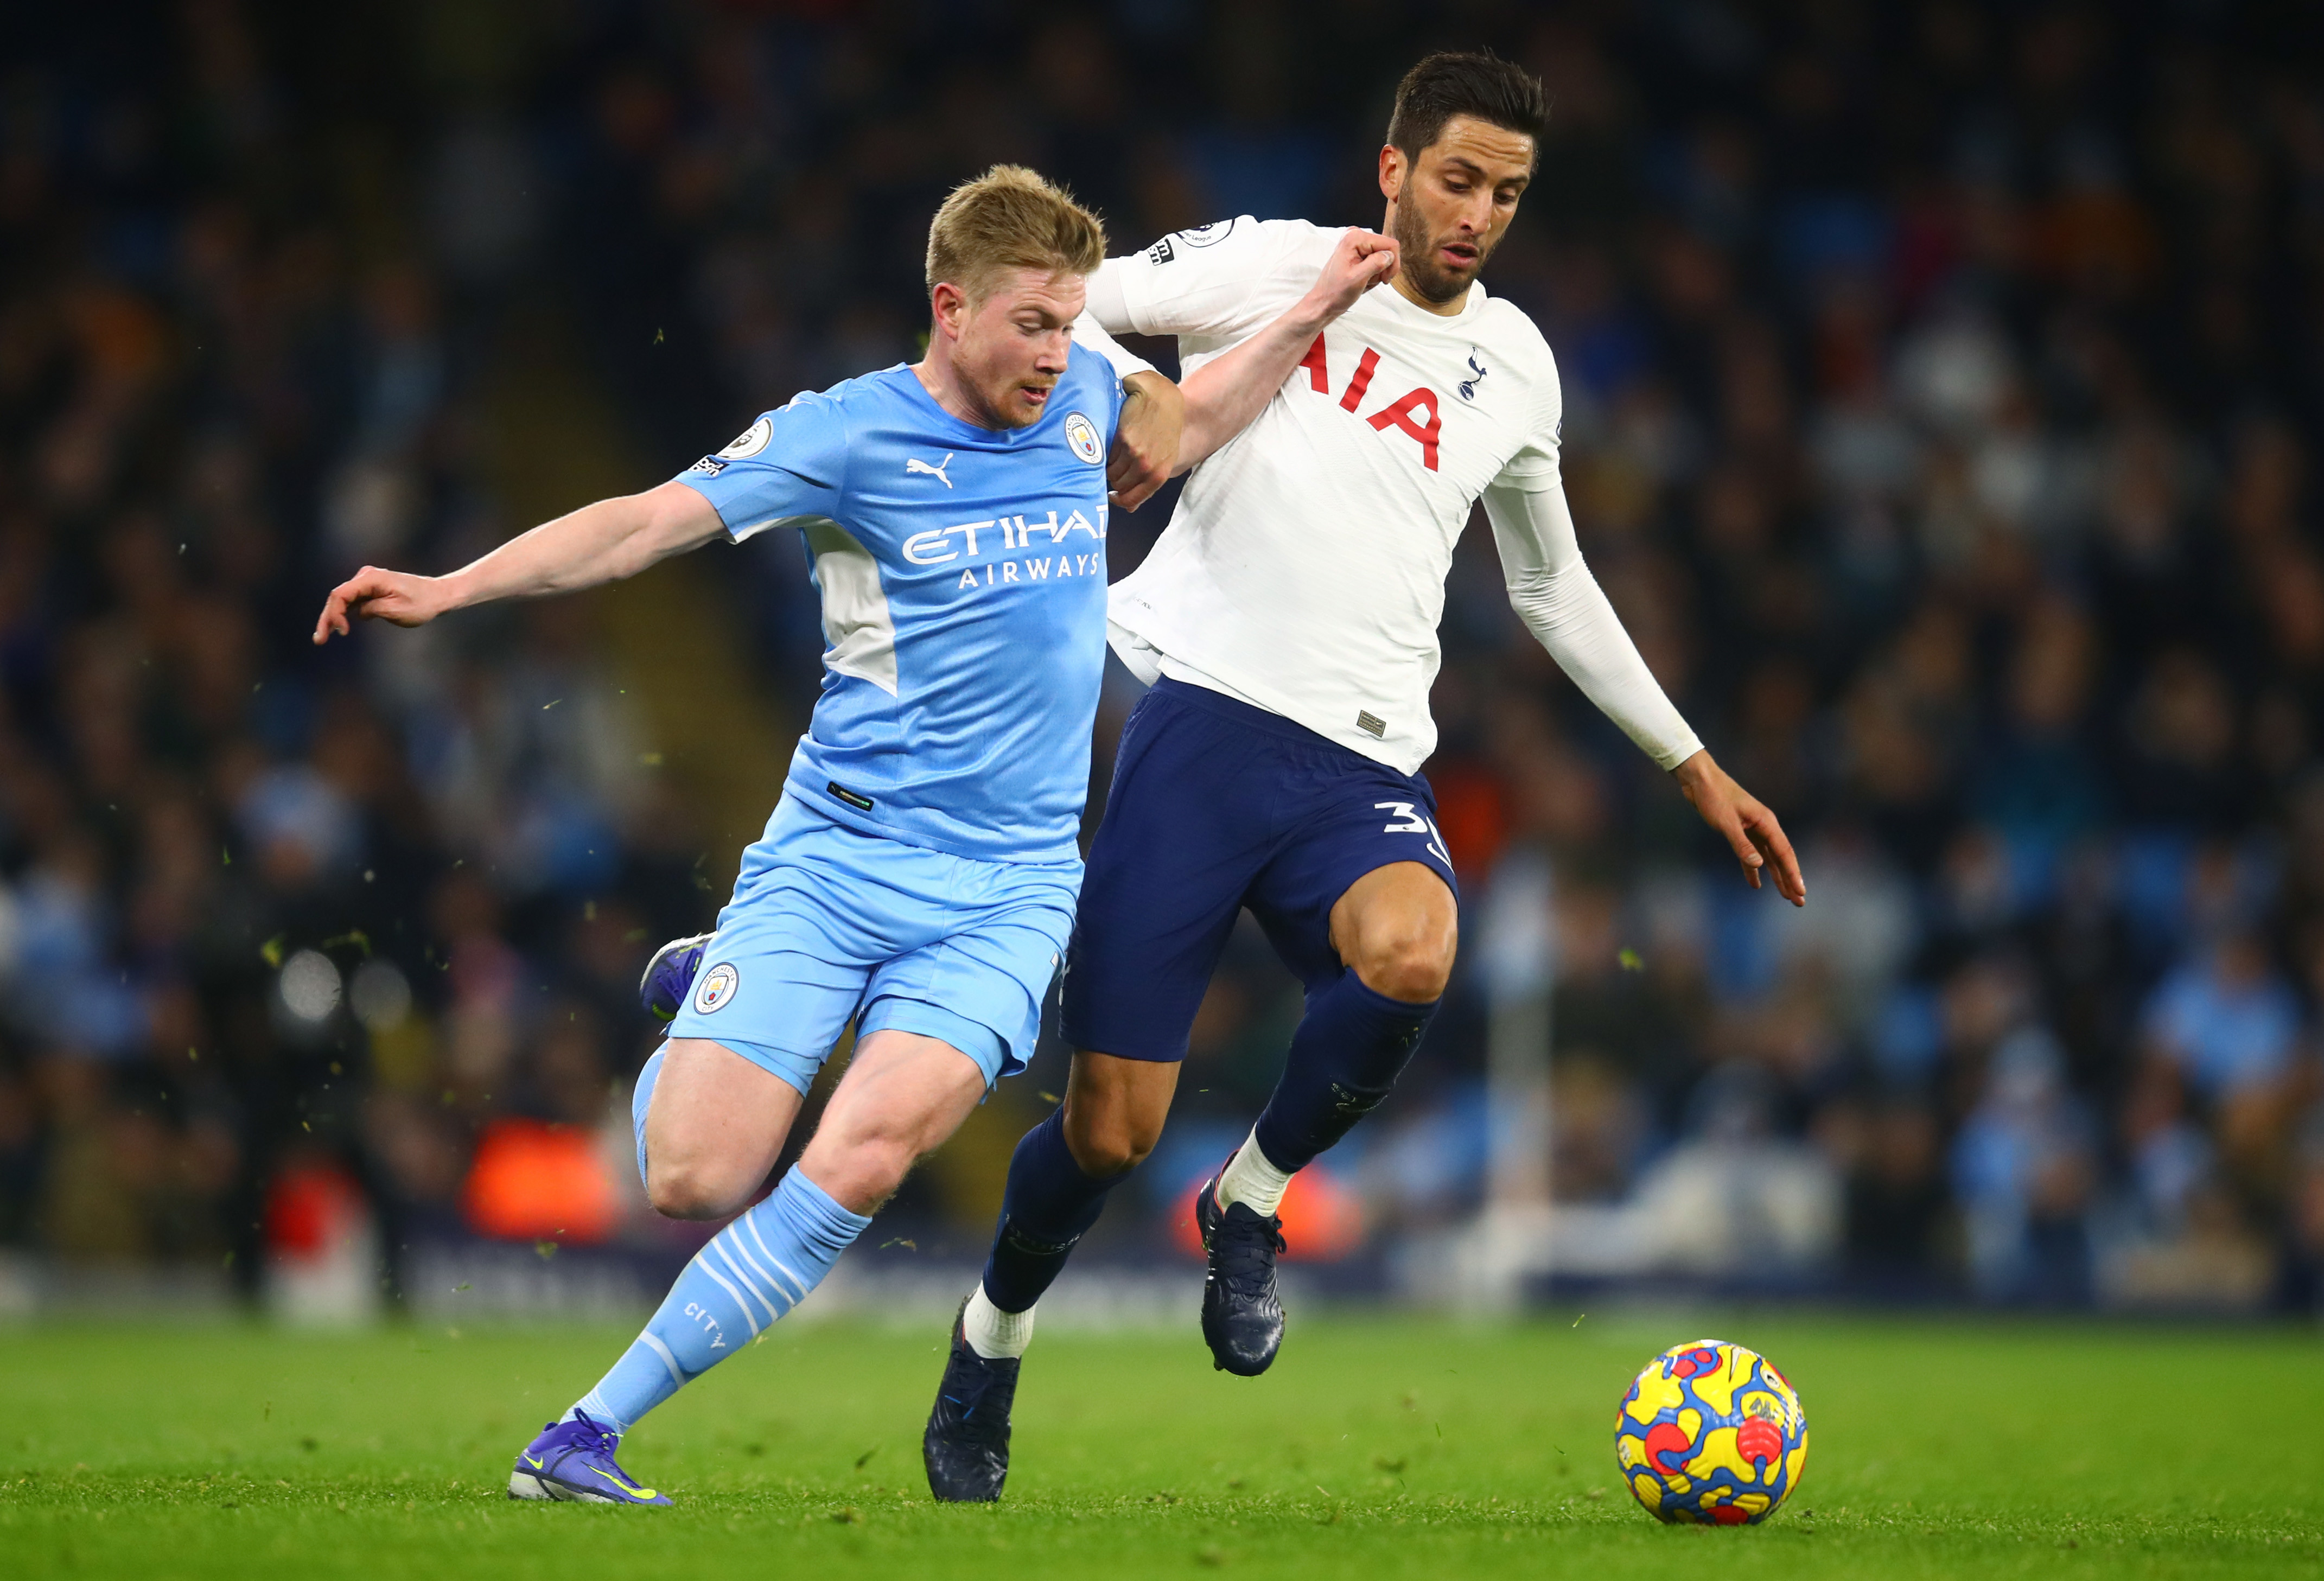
left=676, top=348, right=1124, bottom=865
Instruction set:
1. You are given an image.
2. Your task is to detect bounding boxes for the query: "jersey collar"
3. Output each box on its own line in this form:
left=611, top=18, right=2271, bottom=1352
left=887, top=362, right=1060, bottom=448
left=1379, top=277, right=1491, bottom=325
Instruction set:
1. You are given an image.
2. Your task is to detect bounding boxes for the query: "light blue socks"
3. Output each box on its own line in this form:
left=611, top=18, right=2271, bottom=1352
left=567, top=1165, right=871, bottom=1434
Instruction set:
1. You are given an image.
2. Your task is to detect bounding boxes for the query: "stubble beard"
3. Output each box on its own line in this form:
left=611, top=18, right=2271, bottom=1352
left=1392, top=199, right=1485, bottom=305
left=967, top=364, right=1052, bottom=431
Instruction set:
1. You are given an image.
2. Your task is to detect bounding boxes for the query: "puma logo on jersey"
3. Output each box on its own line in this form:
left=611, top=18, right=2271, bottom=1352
left=905, top=454, right=953, bottom=488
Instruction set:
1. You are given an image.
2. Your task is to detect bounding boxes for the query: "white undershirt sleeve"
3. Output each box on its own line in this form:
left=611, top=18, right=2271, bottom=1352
left=1071, top=308, right=1154, bottom=382
left=1482, top=479, right=1704, bottom=771
left=1083, top=263, right=1134, bottom=336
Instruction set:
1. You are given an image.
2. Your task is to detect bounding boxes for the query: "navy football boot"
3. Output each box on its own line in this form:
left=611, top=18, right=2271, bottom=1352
left=508, top=1413, right=672, bottom=1506
left=923, top=1304, right=1021, bottom=1502
left=1195, top=1169, right=1287, bottom=1376
left=638, top=933, right=711, bottom=1023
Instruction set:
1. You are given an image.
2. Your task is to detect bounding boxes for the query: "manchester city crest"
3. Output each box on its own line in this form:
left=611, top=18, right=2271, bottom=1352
left=1065, top=412, right=1103, bottom=465
left=693, top=961, right=740, bottom=1014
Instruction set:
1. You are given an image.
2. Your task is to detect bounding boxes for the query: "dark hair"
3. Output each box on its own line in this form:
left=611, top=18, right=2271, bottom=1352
left=1386, top=50, right=1549, bottom=164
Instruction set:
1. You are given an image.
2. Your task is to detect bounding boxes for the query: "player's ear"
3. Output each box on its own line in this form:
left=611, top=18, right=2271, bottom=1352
left=1378, top=143, right=1405, bottom=204
left=929, top=280, right=967, bottom=342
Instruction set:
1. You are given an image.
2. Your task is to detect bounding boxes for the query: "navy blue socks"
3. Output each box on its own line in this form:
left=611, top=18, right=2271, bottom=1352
left=980, top=1106, right=1128, bottom=1313
left=1252, top=971, right=1436, bottom=1174
left=980, top=974, right=1434, bottom=1311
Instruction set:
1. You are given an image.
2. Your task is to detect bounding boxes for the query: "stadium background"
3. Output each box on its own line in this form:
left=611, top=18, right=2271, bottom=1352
left=2, top=0, right=2322, bottom=1326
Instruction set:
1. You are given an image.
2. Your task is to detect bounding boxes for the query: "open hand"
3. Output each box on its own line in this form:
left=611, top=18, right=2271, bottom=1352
left=1674, top=750, right=1805, bottom=906
left=312, top=566, right=450, bottom=645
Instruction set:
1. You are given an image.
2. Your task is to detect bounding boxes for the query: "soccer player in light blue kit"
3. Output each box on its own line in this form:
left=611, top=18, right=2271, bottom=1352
left=311, top=165, right=1395, bottom=1506
left=310, top=167, right=1151, bottom=1505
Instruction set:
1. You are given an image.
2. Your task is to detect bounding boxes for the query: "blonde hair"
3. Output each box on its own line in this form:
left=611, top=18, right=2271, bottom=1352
left=924, top=165, right=1105, bottom=305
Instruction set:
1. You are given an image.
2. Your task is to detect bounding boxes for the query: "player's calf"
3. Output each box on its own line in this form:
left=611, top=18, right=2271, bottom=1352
left=522, top=1031, right=996, bottom=1503
left=797, top=1034, right=990, bottom=1214
left=514, top=1161, right=874, bottom=1501
left=1253, top=971, right=1436, bottom=1172
left=925, top=1063, right=1166, bottom=1498
left=1199, top=953, right=1442, bottom=1375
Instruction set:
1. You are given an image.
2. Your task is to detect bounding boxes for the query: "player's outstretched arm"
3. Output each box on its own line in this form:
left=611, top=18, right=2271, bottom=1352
left=311, top=479, right=723, bottom=645
left=1173, top=227, right=1399, bottom=473
left=1483, top=479, right=1805, bottom=906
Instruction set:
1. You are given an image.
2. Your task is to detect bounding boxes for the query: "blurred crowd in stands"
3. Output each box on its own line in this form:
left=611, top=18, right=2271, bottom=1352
left=3, top=0, right=2323, bottom=1315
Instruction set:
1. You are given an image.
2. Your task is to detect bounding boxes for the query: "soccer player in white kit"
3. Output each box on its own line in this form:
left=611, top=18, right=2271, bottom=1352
left=923, top=52, right=1805, bottom=1501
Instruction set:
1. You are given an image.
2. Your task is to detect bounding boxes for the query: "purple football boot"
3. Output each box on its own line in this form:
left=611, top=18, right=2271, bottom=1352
left=508, top=1413, right=672, bottom=1506
left=639, top=933, right=711, bottom=1022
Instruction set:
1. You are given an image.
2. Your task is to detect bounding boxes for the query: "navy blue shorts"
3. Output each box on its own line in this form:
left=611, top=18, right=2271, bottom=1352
left=1061, top=678, right=1457, bottom=1063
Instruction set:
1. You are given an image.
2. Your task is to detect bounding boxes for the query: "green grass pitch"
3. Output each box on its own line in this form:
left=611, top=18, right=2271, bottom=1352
left=2, top=1312, right=2319, bottom=1578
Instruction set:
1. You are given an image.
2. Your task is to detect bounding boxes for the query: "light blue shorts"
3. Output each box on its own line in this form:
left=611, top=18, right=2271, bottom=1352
left=664, top=794, right=1080, bottom=1094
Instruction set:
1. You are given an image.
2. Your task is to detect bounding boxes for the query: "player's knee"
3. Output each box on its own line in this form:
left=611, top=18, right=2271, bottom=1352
left=1352, top=930, right=1454, bottom=1003
left=1065, top=1126, right=1151, bottom=1178
left=1062, top=1104, right=1161, bottom=1178
left=813, top=1137, right=916, bottom=1214
left=646, top=1159, right=746, bottom=1221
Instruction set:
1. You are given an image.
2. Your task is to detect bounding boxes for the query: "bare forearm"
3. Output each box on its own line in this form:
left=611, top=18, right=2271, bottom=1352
left=1174, top=229, right=1398, bottom=472
left=1175, top=302, right=1331, bottom=473
left=316, top=478, right=725, bottom=642
left=441, top=484, right=716, bottom=611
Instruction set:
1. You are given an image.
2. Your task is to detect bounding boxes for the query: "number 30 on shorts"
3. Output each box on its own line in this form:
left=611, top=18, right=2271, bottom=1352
left=1375, top=801, right=1451, bottom=867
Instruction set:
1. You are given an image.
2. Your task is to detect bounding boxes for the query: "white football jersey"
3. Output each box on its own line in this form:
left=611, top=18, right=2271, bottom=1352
left=1097, top=217, right=1565, bottom=774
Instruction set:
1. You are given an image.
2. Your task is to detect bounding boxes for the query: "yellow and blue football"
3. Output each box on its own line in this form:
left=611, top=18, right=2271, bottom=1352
left=1614, top=1339, right=1808, bottom=1525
